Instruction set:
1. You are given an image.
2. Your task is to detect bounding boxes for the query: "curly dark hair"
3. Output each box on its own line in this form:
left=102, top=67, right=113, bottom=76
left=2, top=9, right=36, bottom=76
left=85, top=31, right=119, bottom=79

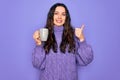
left=44, top=3, right=76, bottom=54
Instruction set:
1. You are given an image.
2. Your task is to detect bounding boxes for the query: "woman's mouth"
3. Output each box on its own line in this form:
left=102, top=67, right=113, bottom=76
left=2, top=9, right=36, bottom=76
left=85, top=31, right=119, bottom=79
left=56, top=20, right=62, bottom=23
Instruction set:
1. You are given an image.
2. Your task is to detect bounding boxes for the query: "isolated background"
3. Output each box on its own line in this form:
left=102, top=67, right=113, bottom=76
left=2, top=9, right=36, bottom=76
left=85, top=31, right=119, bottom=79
left=0, top=0, right=120, bottom=80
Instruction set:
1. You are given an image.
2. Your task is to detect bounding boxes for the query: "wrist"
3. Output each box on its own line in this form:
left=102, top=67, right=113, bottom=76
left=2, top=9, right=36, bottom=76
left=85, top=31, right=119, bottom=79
left=79, top=32, right=85, bottom=42
left=79, top=35, right=85, bottom=42
left=79, top=38, right=85, bottom=42
left=36, top=42, right=42, bottom=46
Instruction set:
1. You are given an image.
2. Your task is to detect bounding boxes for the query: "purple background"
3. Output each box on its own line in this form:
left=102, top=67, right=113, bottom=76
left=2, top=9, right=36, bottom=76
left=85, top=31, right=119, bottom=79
left=0, top=0, right=120, bottom=80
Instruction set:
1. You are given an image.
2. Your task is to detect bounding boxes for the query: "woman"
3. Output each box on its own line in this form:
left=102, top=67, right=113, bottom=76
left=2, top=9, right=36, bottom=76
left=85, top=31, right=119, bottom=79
left=32, top=3, right=93, bottom=80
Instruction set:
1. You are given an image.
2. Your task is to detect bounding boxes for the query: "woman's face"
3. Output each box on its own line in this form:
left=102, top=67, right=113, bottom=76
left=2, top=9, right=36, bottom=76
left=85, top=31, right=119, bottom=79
left=53, top=6, right=66, bottom=26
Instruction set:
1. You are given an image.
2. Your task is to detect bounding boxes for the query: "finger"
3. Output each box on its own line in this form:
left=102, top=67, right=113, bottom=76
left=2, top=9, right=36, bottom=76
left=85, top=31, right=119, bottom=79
left=33, top=30, right=39, bottom=38
left=81, top=24, right=85, bottom=30
left=36, top=39, right=40, bottom=43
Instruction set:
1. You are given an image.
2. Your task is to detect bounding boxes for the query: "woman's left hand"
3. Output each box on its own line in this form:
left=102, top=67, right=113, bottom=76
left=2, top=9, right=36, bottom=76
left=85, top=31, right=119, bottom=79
left=75, top=24, right=85, bottom=42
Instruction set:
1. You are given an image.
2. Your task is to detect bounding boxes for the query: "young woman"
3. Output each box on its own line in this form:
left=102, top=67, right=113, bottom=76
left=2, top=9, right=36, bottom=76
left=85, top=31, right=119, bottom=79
left=32, top=3, right=93, bottom=80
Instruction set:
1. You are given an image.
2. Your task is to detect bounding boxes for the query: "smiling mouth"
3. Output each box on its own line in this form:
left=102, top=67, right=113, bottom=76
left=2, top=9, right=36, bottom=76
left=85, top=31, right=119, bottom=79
left=56, top=20, right=62, bottom=23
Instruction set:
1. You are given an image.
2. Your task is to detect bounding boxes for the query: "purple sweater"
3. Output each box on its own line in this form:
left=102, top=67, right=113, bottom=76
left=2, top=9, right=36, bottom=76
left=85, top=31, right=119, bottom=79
left=32, top=26, right=93, bottom=80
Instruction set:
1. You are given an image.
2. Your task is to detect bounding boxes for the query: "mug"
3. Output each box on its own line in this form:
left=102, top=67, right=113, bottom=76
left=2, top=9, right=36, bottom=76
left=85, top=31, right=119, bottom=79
left=39, top=28, right=48, bottom=41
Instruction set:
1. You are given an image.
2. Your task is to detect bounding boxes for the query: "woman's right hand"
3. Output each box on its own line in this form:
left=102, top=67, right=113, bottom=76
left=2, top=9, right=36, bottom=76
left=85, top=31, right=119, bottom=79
left=33, top=30, right=42, bottom=46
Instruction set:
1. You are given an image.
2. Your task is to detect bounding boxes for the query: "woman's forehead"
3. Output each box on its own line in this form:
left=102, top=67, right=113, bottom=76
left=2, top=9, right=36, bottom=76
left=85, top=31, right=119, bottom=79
left=55, top=6, right=66, bottom=12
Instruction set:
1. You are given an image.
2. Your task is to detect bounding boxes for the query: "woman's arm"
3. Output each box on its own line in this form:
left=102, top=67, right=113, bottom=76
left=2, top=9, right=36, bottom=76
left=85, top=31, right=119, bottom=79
left=32, top=45, right=46, bottom=70
left=75, top=24, right=93, bottom=66
left=75, top=38, right=93, bottom=66
left=32, top=30, right=45, bottom=70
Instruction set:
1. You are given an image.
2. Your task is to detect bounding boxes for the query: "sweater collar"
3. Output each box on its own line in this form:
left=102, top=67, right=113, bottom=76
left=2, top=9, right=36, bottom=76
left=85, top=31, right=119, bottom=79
left=54, top=25, right=64, bottom=32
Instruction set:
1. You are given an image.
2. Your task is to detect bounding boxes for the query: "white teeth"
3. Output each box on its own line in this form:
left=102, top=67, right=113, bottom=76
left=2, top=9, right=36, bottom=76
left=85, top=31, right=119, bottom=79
left=56, top=20, right=62, bottom=23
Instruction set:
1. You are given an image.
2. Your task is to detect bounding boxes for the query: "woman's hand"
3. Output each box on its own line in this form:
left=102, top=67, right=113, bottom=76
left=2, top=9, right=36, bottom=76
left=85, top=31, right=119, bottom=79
left=75, top=24, right=85, bottom=42
left=33, top=30, right=42, bottom=46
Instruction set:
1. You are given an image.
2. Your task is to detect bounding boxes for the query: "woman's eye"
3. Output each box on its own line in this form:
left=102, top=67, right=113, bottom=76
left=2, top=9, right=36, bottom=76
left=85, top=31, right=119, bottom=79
left=62, top=13, right=66, bottom=16
left=54, top=13, right=58, bottom=15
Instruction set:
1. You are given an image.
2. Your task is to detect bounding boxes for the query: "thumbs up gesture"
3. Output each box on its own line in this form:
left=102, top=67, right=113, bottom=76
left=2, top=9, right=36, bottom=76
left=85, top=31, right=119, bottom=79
left=75, top=24, right=85, bottom=42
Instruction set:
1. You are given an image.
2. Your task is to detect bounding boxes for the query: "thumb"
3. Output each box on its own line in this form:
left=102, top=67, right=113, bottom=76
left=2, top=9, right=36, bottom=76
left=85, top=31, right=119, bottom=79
left=80, top=24, right=85, bottom=31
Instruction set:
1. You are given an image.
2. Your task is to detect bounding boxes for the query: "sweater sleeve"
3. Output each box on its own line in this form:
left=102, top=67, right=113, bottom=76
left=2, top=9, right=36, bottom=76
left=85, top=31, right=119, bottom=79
left=32, top=45, right=46, bottom=70
left=75, top=37, right=93, bottom=66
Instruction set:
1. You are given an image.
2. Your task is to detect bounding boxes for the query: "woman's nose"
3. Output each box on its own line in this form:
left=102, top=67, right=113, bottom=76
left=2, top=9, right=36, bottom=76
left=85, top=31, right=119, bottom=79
left=58, top=15, right=62, bottom=19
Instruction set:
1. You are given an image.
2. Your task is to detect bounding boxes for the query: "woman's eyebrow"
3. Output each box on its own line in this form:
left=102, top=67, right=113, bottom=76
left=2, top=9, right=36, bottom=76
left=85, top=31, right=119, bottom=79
left=54, top=11, right=66, bottom=13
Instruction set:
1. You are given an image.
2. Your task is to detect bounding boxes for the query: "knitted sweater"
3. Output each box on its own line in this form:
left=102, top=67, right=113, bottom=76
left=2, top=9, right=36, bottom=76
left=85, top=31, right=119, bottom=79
left=32, top=26, right=93, bottom=80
